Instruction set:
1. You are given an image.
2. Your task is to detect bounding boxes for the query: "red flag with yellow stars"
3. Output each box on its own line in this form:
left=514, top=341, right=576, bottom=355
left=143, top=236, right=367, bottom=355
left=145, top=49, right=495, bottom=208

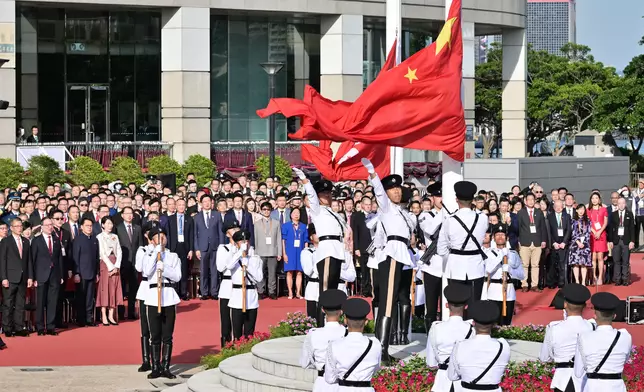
left=257, top=0, right=465, bottom=161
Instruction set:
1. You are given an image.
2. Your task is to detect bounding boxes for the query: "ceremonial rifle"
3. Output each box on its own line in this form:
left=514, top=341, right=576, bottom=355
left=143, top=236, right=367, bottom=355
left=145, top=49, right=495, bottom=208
left=157, top=233, right=163, bottom=313
left=242, top=246, right=247, bottom=313
left=502, top=255, right=508, bottom=317
left=411, top=270, right=416, bottom=316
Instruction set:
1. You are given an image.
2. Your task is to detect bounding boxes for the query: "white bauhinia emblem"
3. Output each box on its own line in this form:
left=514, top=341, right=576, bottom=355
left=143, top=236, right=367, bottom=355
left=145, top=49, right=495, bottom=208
left=335, top=142, right=361, bottom=165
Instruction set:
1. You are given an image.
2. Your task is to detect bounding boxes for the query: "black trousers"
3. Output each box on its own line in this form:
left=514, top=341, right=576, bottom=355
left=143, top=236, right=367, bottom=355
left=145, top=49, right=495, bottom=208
left=200, top=250, right=218, bottom=297
left=376, top=257, right=404, bottom=324
left=139, top=299, right=150, bottom=338
left=612, top=241, right=631, bottom=284
left=370, top=268, right=380, bottom=310
left=77, top=279, right=96, bottom=324
left=306, top=300, right=317, bottom=319
left=423, top=273, right=442, bottom=325
left=316, top=256, right=342, bottom=326
left=220, top=298, right=232, bottom=341
left=231, top=308, right=257, bottom=340
left=635, top=216, right=644, bottom=248
left=398, top=269, right=412, bottom=305
left=36, top=278, right=61, bottom=331
left=2, top=280, right=26, bottom=332
left=548, top=249, right=568, bottom=287
left=147, top=305, right=176, bottom=345
left=175, top=242, right=190, bottom=298
left=121, top=263, right=139, bottom=315
left=447, top=277, right=484, bottom=320
left=491, top=300, right=515, bottom=326
left=357, top=254, right=371, bottom=295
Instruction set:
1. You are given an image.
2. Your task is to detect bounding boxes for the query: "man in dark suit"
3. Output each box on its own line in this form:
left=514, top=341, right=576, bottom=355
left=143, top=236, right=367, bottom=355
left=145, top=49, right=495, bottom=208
left=608, top=196, right=636, bottom=286
left=351, top=196, right=373, bottom=296
left=0, top=218, right=33, bottom=337
left=62, top=205, right=81, bottom=241
left=546, top=200, right=572, bottom=288
left=29, top=195, right=49, bottom=227
left=517, top=192, right=548, bottom=292
left=167, top=199, right=194, bottom=300
left=116, top=207, right=143, bottom=318
left=51, top=209, right=73, bottom=328
left=31, top=217, right=64, bottom=335
left=73, top=217, right=100, bottom=327
left=26, top=125, right=41, bottom=143
left=194, top=194, right=224, bottom=300
left=224, top=193, right=255, bottom=247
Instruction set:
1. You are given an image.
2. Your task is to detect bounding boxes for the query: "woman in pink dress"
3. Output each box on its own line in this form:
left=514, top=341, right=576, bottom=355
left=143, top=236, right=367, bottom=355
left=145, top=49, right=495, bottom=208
left=588, top=192, right=608, bottom=285
left=96, top=216, right=123, bottom=325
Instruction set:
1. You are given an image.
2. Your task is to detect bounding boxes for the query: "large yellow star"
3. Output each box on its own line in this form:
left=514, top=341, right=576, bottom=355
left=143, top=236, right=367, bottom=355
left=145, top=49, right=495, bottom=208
left=404, top=67, right=418, bottom=84
left=435, top=17, right=457, bottom=55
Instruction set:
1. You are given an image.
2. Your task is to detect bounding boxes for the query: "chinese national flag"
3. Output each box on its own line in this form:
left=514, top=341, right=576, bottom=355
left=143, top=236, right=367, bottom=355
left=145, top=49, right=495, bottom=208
left=258, top=0, right=465, bottom=161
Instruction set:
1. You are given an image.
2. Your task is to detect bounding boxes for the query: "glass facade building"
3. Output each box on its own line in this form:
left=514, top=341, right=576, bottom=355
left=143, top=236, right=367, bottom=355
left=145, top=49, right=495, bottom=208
left=527, top=0, right=576, bottom=56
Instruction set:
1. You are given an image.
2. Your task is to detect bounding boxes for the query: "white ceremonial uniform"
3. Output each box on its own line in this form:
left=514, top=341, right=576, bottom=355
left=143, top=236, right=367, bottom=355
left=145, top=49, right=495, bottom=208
left=141, top=247, right=182, bottom=307
left=226, top=253, right=263, bottom=310
left=414, top=267, right=425, bottom=306
left=370, top=176, right=414, bottom=266
left=303, top=181, right=346, bottom=263
left=480, top=247, right=523, bottom=301
left=365, top=215, right=385, bottom=270
left=301, top=247, right=319, bottom=302
left=427, top=316, right=475, bottom=392
left=135, top=244, right=154, bottom=301
left=448, top=335, right=510, bottom=392
left=215, top=244, right=237, bottom=300
left=299, top=321, right=348, bottom=392
left=574, top=326, right=632, bottom=392
left=338, top=253, right=357, bottom=295
left=540, top=316, right=597, bottom=391
left=325, top=332, right=382, bottom=391
left=418, top=208, right=448, bottom=279
left=437, top=208, right=489, bottom=280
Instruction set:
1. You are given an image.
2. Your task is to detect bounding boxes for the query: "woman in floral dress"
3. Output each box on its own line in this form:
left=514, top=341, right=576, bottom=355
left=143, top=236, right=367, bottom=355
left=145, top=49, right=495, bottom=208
left=569, top=204, right=592, bottom=285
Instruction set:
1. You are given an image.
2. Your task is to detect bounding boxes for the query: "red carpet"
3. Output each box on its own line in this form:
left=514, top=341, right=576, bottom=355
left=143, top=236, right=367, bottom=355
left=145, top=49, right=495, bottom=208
left=1, top=255, right=643, bottom=367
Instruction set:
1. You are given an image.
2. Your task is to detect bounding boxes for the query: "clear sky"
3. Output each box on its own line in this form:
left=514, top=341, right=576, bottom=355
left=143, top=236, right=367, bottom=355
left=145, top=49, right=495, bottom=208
left=576, top=0, right=644, bottom=73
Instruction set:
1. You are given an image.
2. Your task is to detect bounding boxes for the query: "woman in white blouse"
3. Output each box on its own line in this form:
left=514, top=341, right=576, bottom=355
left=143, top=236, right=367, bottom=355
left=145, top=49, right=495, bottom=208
left=96, top=216, right=123, bottom=326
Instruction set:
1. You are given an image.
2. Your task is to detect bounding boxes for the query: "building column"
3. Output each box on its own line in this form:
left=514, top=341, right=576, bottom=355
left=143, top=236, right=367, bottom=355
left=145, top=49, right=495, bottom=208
left=463, top=21, right=476, bottom=159
left=320, top=15, right=363, bottom=102
left=502, top=28, right=527, bottom=158
left=0, top=0, right=16, bottom=160
left=161, top=7, right=210, bottom=163
left=291, top=26, right=309, bottom=100
left=19, top=10, right=38, bottom=130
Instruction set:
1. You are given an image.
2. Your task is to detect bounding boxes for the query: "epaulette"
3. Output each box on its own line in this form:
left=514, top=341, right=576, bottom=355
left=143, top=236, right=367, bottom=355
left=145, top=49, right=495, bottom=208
left=224, top=245, right=229, bottom=251
left=307, top=248, right=314, bottom=253
left=490, top=250, right=498, bottom=257
left=431, top=320, right=442, bottom=326
left=548, top=320, right=563, bottom=328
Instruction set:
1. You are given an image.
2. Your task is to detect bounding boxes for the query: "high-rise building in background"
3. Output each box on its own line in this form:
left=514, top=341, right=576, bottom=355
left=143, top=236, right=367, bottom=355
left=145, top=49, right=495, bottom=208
left=527, top=0, right=576, bottom=56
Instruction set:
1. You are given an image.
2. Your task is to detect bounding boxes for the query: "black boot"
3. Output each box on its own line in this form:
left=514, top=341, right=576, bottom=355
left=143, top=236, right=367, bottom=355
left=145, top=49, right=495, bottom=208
left=389, top=307, right=399, bottom=346
left=373, top=307, right=380, bottom=340
left=147, top=344, right=162, bottom=379
left=376, top=316, right=394, bottom=364
left=399, top=304, right=411, bottom=345
left=161, top=343, right=176, bottom=379
left=424, top=315, right=433, bottom=335
left=138, top=337, right=151, bottom=372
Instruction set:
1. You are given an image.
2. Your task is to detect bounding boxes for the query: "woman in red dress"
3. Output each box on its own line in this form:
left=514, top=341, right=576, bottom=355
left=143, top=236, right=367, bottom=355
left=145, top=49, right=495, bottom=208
left=96, top=216, right=123, bottom=325
left=588, top=192, right=608, bottom=285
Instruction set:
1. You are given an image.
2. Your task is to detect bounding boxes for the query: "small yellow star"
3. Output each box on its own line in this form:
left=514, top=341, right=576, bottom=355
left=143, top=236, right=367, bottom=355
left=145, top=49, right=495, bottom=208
left=404, top=67, right=418, bottom=84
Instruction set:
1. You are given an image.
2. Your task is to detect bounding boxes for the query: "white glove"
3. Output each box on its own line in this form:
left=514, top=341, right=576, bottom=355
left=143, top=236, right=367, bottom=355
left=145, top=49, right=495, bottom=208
left=156, top=261, right=164, bottom=271
left=501, top=248, right=509, bottom=257
left=240, top=243, right=248, bottom=252
left=241, top=257, right=249, bottom=267
left=361, top=158, right=375, bottom=174
left=293, top=167, right=306, bottom=180
left=502, top=264, right=509, bottom=273
left=154, top=245, right=163, bottom=253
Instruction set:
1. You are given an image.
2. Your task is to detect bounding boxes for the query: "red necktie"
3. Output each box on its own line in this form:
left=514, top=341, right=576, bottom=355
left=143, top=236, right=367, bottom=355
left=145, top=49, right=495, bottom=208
left=17, top=238, right=22, bottom=258
left=529, top=209, right=534, bottom=224
left=48, top=235, right=53, bottom=255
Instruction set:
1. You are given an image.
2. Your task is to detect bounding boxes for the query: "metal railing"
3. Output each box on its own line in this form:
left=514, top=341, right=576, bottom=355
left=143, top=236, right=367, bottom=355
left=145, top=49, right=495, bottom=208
left=210, top=141, right=318, bottom=169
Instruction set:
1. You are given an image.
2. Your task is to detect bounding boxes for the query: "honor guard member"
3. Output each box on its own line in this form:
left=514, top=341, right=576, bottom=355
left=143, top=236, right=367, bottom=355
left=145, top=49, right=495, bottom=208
left=293, top=167, right=347, bottom=327
left=481, top=223, right=524, bottom=325
left=574, top=292, right=632, bottom=392
left=361, top=158, right=416, bottom=362
left=299, top=289, right=348, bottom=392
left=301, top=224, right=320, bottom=319
left=365, top=212, right=385, bottom=323
left=540, top=284, right=596, bottom=392
left=418, top=182, right=447, bottom=333
left=426, top=283, right=475, bottom=392
left=216, top=219, right=242, bottom=347
left=437, top=181, right=489, bottom=315
left=447, top=301, right=510, bottom=392
left=325, top=298, right=382, bottom=390
left=141, top=226, right=182, bottom=379
left=225, top=230, right=263, bottom=339
left=134, top=221, right=158, bottom=373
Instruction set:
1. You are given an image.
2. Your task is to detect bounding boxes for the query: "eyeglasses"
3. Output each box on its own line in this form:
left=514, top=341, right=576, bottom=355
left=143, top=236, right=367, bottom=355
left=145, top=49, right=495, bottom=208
left=534, top=191, right=543, bottom=194
left=53, top=217, right=63, bottom=221
left=261, top=208, right=271, bottom=211
left=80, top=204, right=88, bottom=207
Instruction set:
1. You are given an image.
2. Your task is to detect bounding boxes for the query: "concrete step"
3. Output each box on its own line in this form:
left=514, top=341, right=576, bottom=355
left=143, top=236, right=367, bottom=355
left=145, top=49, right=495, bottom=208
left=187, top=368, right=233, bottom=392
left=219, top=353, right=313, bottom=392
left=161, top=383, right=189, bottom=392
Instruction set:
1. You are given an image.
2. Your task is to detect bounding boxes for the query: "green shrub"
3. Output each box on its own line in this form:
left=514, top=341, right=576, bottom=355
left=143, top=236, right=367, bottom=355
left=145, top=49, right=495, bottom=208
left=68, top=156, right=109, bottom=187
left=147, top=155, right=183, bottom=178
left=182, top=155, right=215, bottom=187
left=254, top=155, right=293, bottom=184
left=109, top=157, right=144, bottom=185
left=25, top=155, right=67, bottom=189
left=0, top=158, right=25, bottom=189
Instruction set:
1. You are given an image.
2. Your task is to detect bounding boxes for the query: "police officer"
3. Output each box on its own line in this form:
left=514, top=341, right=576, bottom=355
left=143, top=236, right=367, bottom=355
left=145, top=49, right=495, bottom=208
left=293, top=167, right=346, bottom=327
left=540, top=284, right=596, bottom=392
left=482, top=223, right=524, bottom=325
left=418, top=182, right=448, bottom=332
left=215, top=219, right=242, bottom=347
left=224, top=230, right=263, bottom=339
left=1, top=192, right=21, bottom=224
left=142, top=226, right=182, bottom=379
left=447, top=301, right=510, bottom=392
left=299, top=289, right=348, bottom=392
left=324, top=298, right=382, bottom=390
left=134, top=221, right=158, bottom=373
left=437, top=181, right=488, bottom=316
left=426, top=283, right=475, bottom=392
left=361, top=158, right=416, bottom=362
left=574, top=292, right=632, bottom=392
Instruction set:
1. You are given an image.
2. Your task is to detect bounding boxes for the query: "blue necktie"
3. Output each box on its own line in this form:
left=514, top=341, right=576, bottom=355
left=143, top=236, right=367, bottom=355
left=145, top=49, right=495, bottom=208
left=178, top=214, right=183, bottom=235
